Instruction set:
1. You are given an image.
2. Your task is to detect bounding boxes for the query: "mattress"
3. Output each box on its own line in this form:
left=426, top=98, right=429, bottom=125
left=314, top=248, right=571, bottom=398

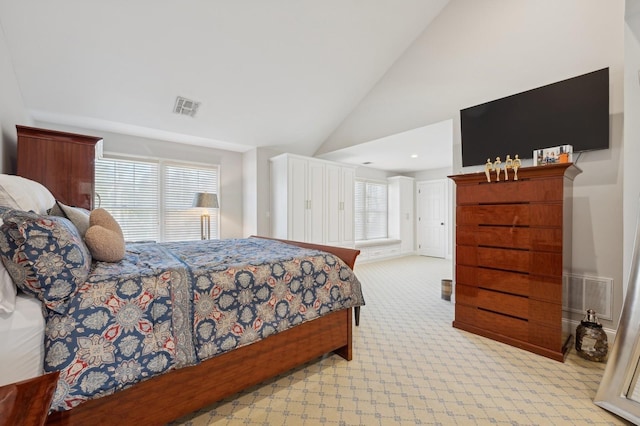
left=0, top=293, right=45, bottom=386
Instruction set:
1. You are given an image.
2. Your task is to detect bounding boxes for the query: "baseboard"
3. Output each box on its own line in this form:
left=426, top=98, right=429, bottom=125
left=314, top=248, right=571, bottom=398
left=562, top=318, right=616, bottom=346
left=356, top=252, right=418, bottom=264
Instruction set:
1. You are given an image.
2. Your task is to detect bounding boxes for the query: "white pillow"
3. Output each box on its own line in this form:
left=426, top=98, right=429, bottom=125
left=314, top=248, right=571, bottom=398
left=0, top=267, right=16, bottom=313
left=0, top=174, right=56, bottom=313
left=0, top=174, right=56, bottom=214
left=49, top=200, right=91, bottom=237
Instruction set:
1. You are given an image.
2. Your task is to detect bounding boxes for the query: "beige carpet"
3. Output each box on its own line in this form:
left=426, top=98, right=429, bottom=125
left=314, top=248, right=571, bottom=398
left=173, top=255, right=629, bottom=425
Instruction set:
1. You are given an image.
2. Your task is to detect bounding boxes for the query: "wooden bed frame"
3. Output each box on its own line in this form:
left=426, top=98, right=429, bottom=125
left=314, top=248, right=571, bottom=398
left=46, top=237, right=360, bottom=425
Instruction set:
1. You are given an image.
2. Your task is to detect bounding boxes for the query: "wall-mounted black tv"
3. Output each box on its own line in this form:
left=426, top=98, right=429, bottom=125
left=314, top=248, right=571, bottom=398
left=460, top=68, right=609, bottom=167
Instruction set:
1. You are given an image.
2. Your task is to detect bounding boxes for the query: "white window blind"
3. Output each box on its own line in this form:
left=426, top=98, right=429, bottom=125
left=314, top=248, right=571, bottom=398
left=95, top=157, right=219, bottom=242
left=354, top=179, right=388, bottom=241
left=95, top=158, right=160, bottom=242
left=163, top=164, right=218, bottom=242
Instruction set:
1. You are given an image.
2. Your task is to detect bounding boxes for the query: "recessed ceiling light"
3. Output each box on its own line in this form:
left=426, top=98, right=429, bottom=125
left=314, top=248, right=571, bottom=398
left=411, top=154, right=418, bottom=158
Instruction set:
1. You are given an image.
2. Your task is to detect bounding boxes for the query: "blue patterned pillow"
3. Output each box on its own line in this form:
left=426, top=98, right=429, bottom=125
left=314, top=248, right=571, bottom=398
left=0, top=209, right=92, bottom=313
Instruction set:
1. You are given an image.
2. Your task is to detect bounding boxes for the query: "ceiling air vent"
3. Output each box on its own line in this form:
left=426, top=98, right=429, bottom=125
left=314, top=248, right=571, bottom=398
left=173, top=96, right=200, bottom=117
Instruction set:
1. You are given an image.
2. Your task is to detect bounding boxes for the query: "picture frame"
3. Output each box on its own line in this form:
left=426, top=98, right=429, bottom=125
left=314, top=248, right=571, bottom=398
left=533, top=144, right=573, bottom=166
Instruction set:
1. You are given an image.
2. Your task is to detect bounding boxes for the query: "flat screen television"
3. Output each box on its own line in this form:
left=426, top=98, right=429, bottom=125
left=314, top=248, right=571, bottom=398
left=460, top=68, right=609, bottom=167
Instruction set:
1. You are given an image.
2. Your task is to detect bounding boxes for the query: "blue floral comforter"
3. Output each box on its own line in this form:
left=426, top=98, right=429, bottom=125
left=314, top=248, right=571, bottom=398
left=44, top=238, right=364, bottom=412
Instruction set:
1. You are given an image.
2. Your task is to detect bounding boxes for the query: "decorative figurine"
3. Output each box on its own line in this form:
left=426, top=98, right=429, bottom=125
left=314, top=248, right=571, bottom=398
left=493, top=157, right=501, bottom=181
left=513, top=154, right=521, bottom=180
left=484, top=158, right=493, bottom=182
left=503, top=155, right=513, bottom=180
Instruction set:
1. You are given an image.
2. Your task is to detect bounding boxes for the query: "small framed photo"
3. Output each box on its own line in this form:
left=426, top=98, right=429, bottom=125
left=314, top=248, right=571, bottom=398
left=533, top=145, right=573, bottom=166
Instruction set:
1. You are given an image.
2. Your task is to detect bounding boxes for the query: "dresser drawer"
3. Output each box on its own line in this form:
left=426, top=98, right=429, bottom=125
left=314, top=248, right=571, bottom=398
left=455, top=304, right=563, bottom=350
left=457, top=225, right=562, bottom=251
left=457, top=284, right=528, bottom=319
left=458, top=204, right=529, bottom=226
left=457, top=225, right=530, bottom=249
left=456, top=265, right=562, bottom=302
left=477, top=247, right=530, bottom=272
left=456, top=265, right=529, bottom=296
left=456, top=178, right=564, bottom=204
left=456, top=246, right=563, bottom=277
left=455, top=304, right=529, bottom=342
left=457, top=204, right=563, bottom=227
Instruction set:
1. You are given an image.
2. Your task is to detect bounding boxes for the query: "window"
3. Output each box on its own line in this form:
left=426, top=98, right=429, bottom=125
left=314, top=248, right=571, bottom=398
left=163, top=164, right=218, bottom=241
left=94, top=158, right=159, bottom=242
left=354, top=179, right=387, bottom=241
left=95, top=156, right=219, bottom=242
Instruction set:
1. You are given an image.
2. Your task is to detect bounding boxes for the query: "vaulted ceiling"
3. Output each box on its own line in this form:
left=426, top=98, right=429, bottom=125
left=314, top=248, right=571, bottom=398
left=0, top=1, right=449, bottom=165
left=1, top=1, right=630, bottom=174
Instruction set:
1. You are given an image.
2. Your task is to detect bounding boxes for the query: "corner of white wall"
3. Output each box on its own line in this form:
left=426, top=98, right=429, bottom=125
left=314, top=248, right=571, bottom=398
left=623, top=22, right=640, bottom=298
left=242, top=149, right=258, bottom=238
left=0, top=20, right=33, bottom=173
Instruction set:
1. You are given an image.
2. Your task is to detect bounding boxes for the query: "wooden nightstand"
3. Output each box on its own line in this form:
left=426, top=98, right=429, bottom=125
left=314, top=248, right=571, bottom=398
left=0, top=371, right=59, bottom=426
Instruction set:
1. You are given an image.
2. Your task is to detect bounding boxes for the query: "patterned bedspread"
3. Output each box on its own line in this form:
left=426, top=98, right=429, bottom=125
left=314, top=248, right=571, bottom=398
left=44, top=238, right=364, bottom=412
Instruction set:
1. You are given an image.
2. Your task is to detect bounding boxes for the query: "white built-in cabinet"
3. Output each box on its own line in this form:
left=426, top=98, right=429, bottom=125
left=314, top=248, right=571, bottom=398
left=325, top=164, right=355, bottom=247
left=270, top=153, right=355, bottom=247
left=387, top=176, right=415, bottom=254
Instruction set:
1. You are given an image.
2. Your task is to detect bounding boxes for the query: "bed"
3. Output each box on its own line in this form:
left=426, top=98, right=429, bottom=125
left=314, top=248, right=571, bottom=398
left=0, top=174, right=363, bottom=425
left=0, top=294, right=45, bottom=385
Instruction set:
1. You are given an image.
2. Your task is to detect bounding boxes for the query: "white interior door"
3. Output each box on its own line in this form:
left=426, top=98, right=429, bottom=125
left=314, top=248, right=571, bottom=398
left=417, top=180, right=447, bottom=258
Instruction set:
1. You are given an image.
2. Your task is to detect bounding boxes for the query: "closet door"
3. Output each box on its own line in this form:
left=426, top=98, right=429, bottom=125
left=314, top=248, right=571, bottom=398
left=271, top=153, right=350, bottom=246
left=288, top=156, right=308, bottom=242
left=341, top=167, right=355, bottom=247
left=306, top=160, right=325, bottom=244
left=326, top=165, right=355, bottom=247
left=398, top=176, right=414, bottom=253
left=325, top=164, right=342, bottom=246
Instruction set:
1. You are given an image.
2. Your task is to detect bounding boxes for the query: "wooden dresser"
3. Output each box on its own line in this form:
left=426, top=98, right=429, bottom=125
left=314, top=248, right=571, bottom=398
left=449, top=163, right=581, bottom=361
left=16, top=125, right=102, bottom=210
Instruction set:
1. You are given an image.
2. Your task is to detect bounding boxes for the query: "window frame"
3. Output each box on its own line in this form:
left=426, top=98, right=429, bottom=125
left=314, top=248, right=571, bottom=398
left=354, top=178, right=388, bottom=242
left=95, top=152, right=220, bottom=242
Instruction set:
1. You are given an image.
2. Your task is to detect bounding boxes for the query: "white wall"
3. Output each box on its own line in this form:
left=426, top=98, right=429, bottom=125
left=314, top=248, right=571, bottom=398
left=624, top=15, right=640, bottom=296
left=316, top=0, right=626, bottom=329
left=318, top=0, right=624, bottom=155
left=0, top=22, right=33, bottom=173
left=33, top=123, right=245, bottom=240
left=354, top=166, right=393, bottom=181
left=243, top=149, right=258, bottom=237
left=411, top=167, right=451, bottom=181
left=243, top=147, right=280, bottom=238
left=570, top=115, right=624, bottom=325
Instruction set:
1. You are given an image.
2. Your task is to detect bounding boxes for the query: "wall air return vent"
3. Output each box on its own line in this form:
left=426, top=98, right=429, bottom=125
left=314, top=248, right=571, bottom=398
left=563, top=273, right=614, bottom=321
left=173, top=96, right=200, bottom=117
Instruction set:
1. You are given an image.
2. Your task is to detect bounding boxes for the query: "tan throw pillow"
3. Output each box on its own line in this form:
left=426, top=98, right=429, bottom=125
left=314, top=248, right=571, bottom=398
left=85, top=208, right=125, bottom=262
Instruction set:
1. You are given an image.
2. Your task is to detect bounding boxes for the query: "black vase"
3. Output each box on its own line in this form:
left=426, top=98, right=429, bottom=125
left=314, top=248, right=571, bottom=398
left=575, top=309, right=608, bottom=362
